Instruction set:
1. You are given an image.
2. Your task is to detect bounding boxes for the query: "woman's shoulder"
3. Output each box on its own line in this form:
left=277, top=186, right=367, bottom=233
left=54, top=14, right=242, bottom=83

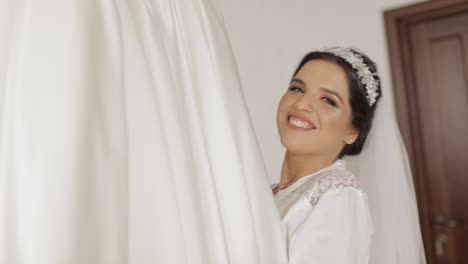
left=300, top=165, right=364, bottom=207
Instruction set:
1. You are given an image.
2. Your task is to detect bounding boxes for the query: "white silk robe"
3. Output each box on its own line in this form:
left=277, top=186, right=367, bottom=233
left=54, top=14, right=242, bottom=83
left=274, top=160, right=373, bottom=264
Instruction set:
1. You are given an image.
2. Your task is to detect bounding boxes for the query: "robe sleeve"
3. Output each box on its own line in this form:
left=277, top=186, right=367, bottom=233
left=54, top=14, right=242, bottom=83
left=288, top=187, right=373, bottom=264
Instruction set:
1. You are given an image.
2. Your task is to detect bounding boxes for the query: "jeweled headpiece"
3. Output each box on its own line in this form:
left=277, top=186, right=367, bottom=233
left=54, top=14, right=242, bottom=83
left=317, top=47, right=380, bottom=106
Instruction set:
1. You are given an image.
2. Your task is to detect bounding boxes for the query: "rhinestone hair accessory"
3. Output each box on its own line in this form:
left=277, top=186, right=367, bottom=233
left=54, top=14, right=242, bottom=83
left=317, top=47, right=380, bottom=106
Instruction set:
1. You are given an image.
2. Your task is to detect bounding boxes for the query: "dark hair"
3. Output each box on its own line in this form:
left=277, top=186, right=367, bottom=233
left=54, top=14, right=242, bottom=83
left=292, top=48, right=382, bottom=158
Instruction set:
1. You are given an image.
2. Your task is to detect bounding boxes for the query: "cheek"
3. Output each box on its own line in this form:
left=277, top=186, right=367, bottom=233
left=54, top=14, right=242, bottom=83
left=276, top=97, right=284, bottom=130
left=277, top=94, right=290, bottom=119
left=319, top=109, right=352, bottom=136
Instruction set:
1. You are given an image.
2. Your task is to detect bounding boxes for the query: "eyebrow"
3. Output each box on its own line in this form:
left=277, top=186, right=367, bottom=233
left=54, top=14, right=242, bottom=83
left=290, top=77, right=305, bottom=86
left=290, top=77, right=344, bottom=104
left=319, top=87, right=344, bottom=104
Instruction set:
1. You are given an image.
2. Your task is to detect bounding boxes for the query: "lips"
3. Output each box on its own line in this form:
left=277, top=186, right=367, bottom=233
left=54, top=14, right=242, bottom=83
left=287, top=113, right=316, bottom=130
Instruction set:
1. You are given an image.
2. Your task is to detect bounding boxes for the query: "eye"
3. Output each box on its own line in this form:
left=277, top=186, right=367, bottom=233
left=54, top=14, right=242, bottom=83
left=288, top=86, right=304, bottom=94
left=321, top=97, right=337, bottom=107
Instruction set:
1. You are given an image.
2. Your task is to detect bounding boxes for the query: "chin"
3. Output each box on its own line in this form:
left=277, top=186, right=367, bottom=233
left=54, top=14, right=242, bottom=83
left=280, top=137, right=312, bottom=154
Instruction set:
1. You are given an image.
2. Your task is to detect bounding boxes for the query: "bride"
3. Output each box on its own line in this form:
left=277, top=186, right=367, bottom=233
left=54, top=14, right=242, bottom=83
left=272, top=47, right=381, bottom=263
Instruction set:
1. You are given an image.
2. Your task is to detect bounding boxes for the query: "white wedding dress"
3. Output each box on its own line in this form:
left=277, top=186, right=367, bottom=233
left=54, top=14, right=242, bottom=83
left=0, top=0, right=286, bottom=263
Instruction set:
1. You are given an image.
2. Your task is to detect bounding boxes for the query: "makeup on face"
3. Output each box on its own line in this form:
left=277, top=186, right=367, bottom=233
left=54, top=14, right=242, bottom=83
left=277, top=59, right=355, bottom=157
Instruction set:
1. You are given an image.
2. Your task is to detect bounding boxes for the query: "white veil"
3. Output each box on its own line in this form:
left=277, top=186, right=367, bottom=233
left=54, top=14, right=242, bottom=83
left=346, top=89, right=427, bottom=263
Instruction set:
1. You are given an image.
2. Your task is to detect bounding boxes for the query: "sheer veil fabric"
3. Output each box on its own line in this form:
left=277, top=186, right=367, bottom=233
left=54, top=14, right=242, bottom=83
left=0, top=0, right=287, bottom=263
left=346, top=94, right=427, bottom=264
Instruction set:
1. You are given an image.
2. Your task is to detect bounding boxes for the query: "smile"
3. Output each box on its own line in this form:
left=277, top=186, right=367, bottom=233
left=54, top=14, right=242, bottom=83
left=287, top=115, right=315, bottom=130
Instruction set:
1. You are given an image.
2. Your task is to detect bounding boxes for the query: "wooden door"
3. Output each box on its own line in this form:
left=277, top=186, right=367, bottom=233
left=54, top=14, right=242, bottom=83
left=386, top=1, right=468, bottom=264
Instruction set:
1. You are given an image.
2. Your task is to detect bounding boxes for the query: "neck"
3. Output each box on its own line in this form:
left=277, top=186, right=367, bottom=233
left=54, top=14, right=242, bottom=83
left=279, top=152, right=337, bottom=189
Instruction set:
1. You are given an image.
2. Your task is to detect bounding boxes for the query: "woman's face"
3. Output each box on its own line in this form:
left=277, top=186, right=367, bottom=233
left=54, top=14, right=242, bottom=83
left=276, top=59, right=359, bottom=158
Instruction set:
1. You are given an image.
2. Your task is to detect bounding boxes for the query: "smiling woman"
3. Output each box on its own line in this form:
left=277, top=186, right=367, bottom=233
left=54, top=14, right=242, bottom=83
left=272, top=47, right=382, bottom=264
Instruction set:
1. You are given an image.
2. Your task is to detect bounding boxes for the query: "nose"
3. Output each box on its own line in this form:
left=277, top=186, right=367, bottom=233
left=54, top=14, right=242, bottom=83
left=293, top=93, right=315, bottom=112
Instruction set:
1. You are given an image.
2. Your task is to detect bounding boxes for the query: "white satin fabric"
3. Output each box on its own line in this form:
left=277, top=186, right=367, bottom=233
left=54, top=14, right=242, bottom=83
left=0, top=1, right=287, bottom=264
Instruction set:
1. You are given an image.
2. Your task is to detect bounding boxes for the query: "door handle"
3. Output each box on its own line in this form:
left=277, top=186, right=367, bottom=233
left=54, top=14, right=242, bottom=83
left=432, top=215, right=457, bottom=257
left=435, top=232, right=449, bottom=257
left=433, top=214, right=457, bottom=228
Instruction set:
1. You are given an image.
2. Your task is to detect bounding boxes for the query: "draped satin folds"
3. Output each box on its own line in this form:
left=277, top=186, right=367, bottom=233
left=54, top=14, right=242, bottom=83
left=0, top=1, right=287, bottom=263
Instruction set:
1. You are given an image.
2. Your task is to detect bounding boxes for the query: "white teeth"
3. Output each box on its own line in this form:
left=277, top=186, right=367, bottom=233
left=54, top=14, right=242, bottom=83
left=289, top=116, right=313, bottom=129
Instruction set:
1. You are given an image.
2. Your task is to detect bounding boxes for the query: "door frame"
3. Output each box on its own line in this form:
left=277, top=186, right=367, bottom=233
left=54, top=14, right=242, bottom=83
left=384, top=0, right=468, bottom=262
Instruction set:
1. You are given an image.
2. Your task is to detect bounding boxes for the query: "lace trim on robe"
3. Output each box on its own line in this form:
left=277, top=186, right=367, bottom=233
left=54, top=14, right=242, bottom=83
left=304, top=170, right=361, bottom=206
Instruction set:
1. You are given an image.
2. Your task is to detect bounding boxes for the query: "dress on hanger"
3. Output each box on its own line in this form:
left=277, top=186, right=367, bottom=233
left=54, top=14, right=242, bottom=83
left=0, top=1, right=286, bottom=263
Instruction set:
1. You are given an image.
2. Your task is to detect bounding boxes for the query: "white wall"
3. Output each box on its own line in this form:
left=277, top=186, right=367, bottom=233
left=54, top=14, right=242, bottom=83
left=213, top=0, right=426, bottom=182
